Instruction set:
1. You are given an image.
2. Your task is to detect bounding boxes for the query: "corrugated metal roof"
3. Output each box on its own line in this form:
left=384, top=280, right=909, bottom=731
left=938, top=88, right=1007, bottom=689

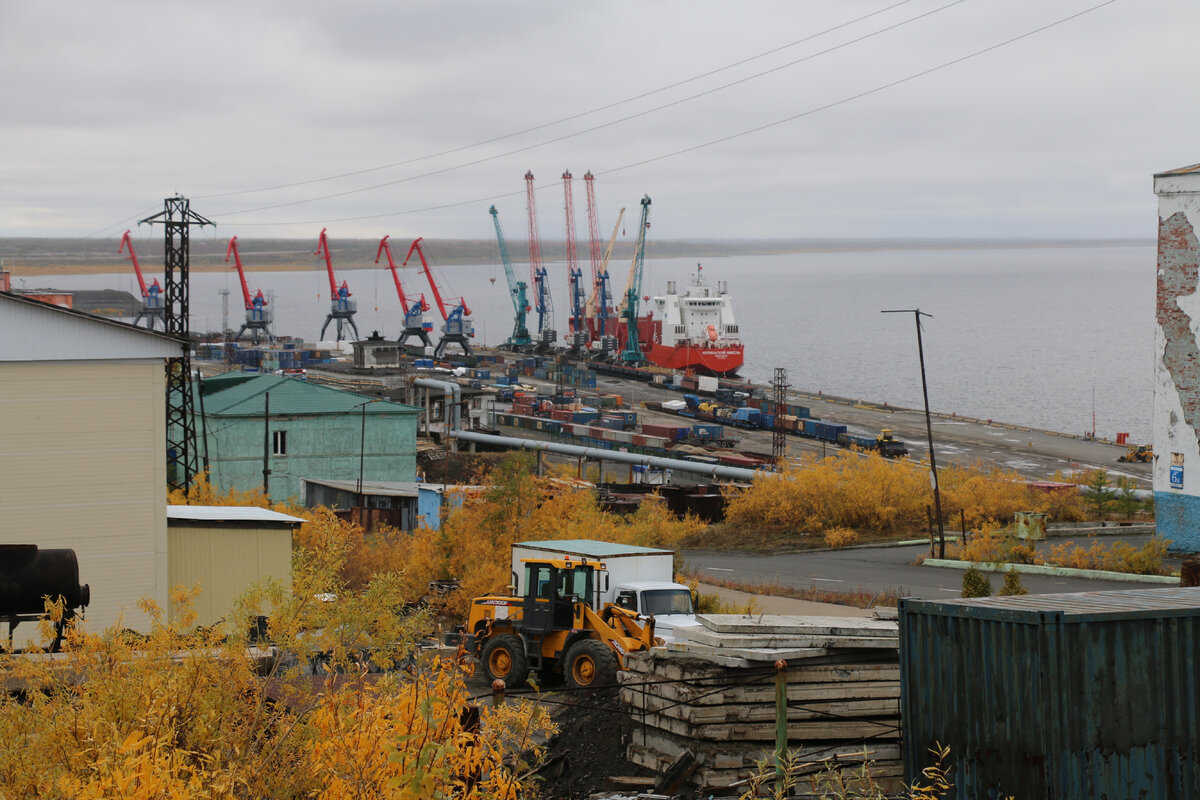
left=303, top=478, right=419, bottom=497
left=513, top=539, right=673, bottom=557
left=904, top=586, right=1200, bottom=621
left=1, top=291, right=185, bottom=362
left=197, top=373, right=419, bottom=417
left=167, top=505, right=308, bottom=524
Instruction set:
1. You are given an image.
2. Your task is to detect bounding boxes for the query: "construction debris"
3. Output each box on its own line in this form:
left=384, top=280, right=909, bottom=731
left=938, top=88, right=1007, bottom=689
left=618, top=613, right=902, bottom=791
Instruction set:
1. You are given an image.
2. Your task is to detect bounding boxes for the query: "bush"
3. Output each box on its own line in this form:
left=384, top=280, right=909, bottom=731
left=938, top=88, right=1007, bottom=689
left=1047, top=537, right=1174, bottom=575
left=824, top=528, right=860, bottom=549
left=998, top=568, right=1029, bottom=596
left=961, top=567, right=992, bottom=597
left=723, top=451, right=1037, bottom=536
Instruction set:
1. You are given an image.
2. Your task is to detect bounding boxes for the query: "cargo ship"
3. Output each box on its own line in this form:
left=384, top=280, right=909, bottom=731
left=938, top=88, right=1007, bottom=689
left=639, top=264, right=744, bottom=377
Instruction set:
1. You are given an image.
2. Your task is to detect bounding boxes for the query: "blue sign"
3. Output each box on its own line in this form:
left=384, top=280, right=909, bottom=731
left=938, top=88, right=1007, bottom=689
left=1170, top=465, right=1184, bottom=489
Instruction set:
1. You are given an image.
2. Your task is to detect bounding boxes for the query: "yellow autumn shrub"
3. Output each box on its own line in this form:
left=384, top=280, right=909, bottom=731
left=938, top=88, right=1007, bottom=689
left=0, top=536, right=554, bottom=799
left=724, top=451, right=1037, bottom=536
left=824, top=527, right=860, bottom=548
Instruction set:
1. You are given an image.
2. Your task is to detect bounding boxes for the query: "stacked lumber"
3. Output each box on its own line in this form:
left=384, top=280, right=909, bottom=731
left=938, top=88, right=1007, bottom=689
left=618, top=614, right=901, bottom=792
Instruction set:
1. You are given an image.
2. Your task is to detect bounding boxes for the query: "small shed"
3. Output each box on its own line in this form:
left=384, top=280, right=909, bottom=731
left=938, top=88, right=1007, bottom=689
left=900, top=588, right=1200, bottom=799
left=303, top=478, right=419, bottom=531
left=167, top=505, right=306, bottom=627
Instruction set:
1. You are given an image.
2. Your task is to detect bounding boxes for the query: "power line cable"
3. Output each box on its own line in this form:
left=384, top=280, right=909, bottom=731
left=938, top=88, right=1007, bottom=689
left=214, top=0, right=970, bottom=221
left=219, top=0, right=1120, bottom=229
left=194, top=0, right=918, bottom=203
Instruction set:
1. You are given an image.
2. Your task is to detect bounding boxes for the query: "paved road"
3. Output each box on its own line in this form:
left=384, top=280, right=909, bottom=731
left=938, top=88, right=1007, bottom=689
left=682, top=535, right=1169, bottom=601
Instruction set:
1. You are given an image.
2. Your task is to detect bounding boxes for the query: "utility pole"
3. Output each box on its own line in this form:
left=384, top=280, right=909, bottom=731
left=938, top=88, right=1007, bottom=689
left=882, top=308, right=945, bottom=557
left=140, top=195, right=215, bottom=492
left=771, top=367, right=789, bottom=469
left=262, top=391, right=271, bottom=503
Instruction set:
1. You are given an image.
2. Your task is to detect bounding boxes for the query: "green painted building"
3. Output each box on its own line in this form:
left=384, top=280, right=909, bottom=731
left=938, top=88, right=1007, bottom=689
left=195, top=373, right=419, bottom=503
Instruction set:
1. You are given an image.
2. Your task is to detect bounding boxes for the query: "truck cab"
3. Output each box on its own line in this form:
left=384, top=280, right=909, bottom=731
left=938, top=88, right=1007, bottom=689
left=612, top=581, right=698, bottom=641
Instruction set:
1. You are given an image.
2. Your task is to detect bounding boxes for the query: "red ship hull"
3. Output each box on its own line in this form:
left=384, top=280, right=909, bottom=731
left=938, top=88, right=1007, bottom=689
left=615, top=315, right=744, bottom=376
left=645, top=342, right=744, bottom=377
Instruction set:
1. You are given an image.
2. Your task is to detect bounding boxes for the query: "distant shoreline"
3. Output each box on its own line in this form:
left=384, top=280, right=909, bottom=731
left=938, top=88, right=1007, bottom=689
left=1, top=237, right=1152, bottom=277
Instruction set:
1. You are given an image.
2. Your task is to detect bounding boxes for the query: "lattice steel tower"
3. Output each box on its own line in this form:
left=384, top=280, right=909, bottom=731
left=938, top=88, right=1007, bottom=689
left=140, top=195, right=214, bottom=491
left=771, top=367, right=790, bottom=469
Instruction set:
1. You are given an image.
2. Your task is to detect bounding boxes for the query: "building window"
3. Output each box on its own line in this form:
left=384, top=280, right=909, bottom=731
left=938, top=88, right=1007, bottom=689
left=273, top=430, right=287, bottom=455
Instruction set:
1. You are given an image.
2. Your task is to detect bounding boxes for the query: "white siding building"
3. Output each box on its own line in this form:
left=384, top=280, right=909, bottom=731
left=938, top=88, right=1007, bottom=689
left=0, top=292, right=184, bottom=636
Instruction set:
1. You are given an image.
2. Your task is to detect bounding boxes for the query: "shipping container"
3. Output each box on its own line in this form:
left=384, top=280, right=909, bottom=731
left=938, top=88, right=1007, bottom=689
left=900, top=588, right=1200, bottom=799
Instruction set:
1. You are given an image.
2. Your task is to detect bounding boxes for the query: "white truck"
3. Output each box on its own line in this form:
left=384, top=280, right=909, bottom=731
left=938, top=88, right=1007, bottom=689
left=510, top=539, right=699, bottom=642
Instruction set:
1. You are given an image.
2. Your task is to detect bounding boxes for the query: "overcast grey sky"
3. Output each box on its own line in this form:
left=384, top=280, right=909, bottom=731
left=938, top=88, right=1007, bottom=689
left=2, top=0, right=1196, bottom=242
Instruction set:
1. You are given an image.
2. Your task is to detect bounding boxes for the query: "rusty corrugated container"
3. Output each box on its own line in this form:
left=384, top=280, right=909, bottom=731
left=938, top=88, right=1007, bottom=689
left=900, top=588, right=1200, bottom=799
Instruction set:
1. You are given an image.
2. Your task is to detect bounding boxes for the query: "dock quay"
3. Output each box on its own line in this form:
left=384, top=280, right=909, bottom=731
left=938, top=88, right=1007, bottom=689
left=195, top=338, right=1151, bottom=489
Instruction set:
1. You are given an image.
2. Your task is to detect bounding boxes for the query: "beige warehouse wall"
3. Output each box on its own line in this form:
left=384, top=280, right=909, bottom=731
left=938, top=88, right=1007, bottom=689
left=0, top=360, right=167, bottom=638
left=167, top=525, right=293, bottom=628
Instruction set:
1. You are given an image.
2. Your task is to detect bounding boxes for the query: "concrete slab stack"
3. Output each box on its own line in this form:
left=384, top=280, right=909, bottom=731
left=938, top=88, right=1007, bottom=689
left=619, top=613, right=901, bottom=791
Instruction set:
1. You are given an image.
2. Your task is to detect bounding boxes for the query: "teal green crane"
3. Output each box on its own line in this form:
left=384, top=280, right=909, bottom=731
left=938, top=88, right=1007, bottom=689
left=489, top=205, right=533, bottom=350
left=621, top=195, right=652, bottom=364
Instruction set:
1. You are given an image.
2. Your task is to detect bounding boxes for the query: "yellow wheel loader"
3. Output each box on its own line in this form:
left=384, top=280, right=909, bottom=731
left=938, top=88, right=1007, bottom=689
left=464, top=556, right=657, bottom=689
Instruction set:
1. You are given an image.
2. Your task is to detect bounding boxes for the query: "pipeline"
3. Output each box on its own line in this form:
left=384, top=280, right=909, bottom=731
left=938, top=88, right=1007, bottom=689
left=449, top=429, right=759, bottom=482
left=414, top=378, right=461, bottom=439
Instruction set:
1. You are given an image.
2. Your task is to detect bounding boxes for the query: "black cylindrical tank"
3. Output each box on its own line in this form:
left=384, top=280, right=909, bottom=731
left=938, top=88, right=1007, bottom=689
left=0, top=545, right=91, bottom=616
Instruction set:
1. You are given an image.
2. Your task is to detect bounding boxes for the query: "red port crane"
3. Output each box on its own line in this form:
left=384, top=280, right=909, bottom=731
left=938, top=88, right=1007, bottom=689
left=224, top=236, right=274, bottom=344
left=376, top=235, right=433, bottom=348
left=403, top=237, right=474, bottom=359
left=119, top=230, right=164, bottom=330
left=315, top=228, right=359, bottom=342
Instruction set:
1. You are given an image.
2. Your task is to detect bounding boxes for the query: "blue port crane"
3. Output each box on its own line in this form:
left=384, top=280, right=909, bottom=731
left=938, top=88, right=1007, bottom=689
left=620, top=195, right=652, bottom=364
left=525, top=170, right=556, bottom=351
left=562, top=170, right=588, bottom=353
left=376, top=235, right=433, bottom=349
left=488, top=205, right=533, bottom=351
left=404, top=237, right=474, bottom=359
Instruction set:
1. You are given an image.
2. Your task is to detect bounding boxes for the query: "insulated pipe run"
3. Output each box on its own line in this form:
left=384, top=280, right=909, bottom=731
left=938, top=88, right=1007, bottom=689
left=449, top=429, right=759, bottom=483
left=414, top=378, right=462, bottom=438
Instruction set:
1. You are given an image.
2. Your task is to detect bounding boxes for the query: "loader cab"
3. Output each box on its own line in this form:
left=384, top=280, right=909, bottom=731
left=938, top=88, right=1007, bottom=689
left=521, top=558, right=601, bottom=632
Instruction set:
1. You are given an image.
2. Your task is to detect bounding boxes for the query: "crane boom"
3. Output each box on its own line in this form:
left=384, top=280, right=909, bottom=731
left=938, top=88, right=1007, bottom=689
left=119, top=230, right=151, bottom=299
left=376, top=235, right=428, bottom=313
left=621, top=195, right=652, bottom=364
left=224, top=237, right=264, bottom=311
left=404, top=237, right=470, bottom=320
left=594, top=206, right=625, bottom=331
left=563, top=170, right=586, bottom=345
left=525, top=171, right=553, bottom=334
left=583, top=171, right=604, bottom=295
left=315, top=228, right=349, bottom=298
left=489, top=205, right=531, bottom=348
